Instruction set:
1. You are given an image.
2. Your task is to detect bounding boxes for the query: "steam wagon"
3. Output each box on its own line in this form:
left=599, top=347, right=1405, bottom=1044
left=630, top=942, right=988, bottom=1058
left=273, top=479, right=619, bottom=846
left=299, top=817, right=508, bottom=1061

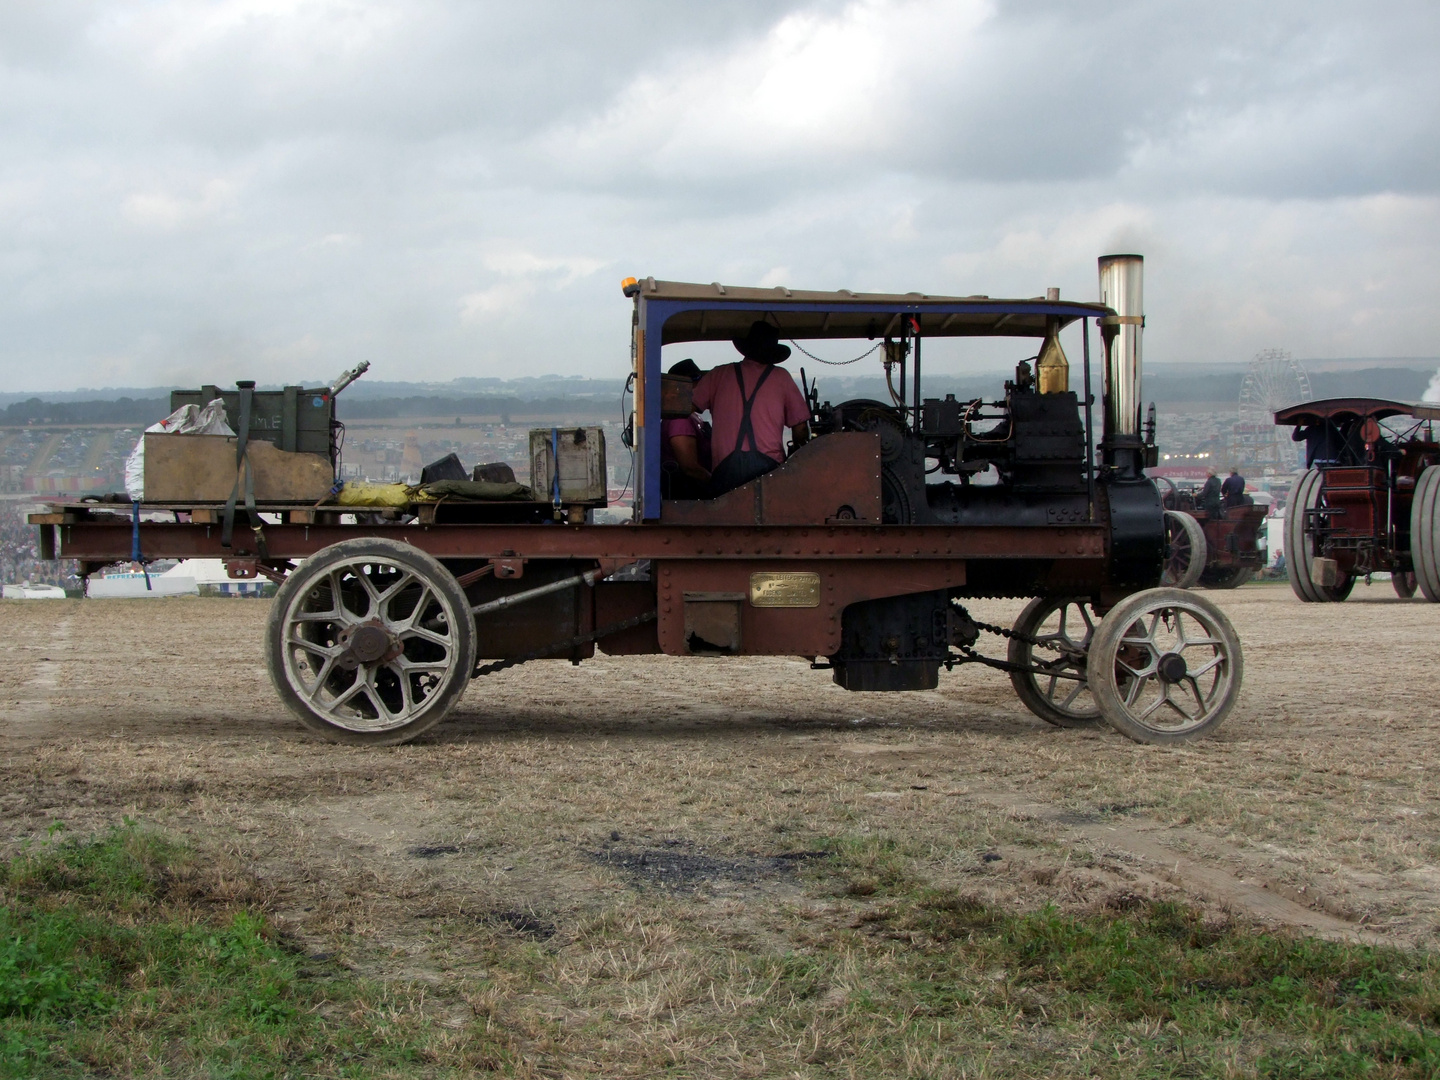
left=1274, top=397, right=1440, bottom=601
left=31, top=254, right=1243, bottom=746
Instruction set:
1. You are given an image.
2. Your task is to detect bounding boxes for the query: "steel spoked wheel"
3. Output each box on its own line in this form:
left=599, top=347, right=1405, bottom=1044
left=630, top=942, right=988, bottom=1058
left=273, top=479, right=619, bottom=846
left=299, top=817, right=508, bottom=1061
left=1286, top=469, right=1323, bottom=601
left=1161, top=510, right=1207, bottom=589
left=1285, top=468, right=1352, bottom=602
left=266, top=538, right=475, bottom=745
left=1008, top=596, right=1103, bottom=728
left=1087, top=588, right=1243, bottom=745
left=1411, top=466, right=1440, bottom=601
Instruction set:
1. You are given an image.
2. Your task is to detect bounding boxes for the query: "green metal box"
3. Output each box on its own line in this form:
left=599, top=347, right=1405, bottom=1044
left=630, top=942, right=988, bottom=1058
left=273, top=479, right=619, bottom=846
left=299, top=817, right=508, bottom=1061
left=170, top=385, right=335, bottom=461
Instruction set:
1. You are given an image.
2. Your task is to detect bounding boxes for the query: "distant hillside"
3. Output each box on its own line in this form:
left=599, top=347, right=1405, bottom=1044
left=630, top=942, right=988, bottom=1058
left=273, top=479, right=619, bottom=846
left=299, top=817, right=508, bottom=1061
left=3, top=362, right=1435, bottom=425
left=341, top=395, right=614, bottom=420
left=1, top=396, right=170, bottom=426
left=1144, top=366, right=1432, bottom=406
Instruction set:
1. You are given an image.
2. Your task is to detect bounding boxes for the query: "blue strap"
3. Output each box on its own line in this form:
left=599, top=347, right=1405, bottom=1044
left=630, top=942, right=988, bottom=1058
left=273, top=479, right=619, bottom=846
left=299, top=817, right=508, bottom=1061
left=130, top=500, right=152, bottom=591
left=551, top=427, right=562, bottom=513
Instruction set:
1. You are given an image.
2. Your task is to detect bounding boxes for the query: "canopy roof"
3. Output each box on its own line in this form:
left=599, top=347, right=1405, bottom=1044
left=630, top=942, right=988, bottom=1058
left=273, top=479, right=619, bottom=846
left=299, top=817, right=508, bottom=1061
left=635, top=278, right=1114, bottom=346
left=1273, top=397, right=1440, bottom=426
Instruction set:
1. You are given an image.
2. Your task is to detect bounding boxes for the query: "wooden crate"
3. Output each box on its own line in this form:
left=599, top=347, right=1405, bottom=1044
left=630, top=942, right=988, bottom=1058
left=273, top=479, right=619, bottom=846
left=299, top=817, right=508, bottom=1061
left=143, top=434, right=333, bottom=503
left=528, top=427, right=607, bottom=505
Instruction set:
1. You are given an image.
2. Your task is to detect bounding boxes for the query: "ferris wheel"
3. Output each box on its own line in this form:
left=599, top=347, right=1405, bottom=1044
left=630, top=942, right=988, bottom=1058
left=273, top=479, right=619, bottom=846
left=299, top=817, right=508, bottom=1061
left=1235, top=349, right=1312, bottom=472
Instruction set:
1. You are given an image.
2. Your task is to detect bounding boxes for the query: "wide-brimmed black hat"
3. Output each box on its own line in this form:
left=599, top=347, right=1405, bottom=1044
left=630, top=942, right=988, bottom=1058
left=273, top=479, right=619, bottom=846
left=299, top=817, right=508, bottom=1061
left=733, top=320, right=791, bottom=365
left=668, top=358, right=703, bottom=380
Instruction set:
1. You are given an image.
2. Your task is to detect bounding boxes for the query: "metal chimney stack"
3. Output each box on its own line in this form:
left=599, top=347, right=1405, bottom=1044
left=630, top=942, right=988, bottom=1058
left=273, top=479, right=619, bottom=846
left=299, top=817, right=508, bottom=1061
left=1098, top=254, right=1144, bottom=442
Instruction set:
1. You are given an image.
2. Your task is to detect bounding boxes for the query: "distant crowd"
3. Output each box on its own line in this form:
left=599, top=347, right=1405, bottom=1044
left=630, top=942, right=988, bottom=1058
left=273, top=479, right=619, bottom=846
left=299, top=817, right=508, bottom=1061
left=0, top=502, right=80, bottom=589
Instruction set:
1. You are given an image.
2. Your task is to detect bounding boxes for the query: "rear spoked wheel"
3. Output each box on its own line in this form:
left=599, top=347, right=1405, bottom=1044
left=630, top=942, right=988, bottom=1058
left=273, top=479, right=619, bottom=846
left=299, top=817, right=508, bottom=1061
left=266, top=538, right=476, bottom=745
left=1411, top=466, right=1440, bottom=601
left=1287, top=469, right=1353, bottom=601
left=1087, top=588, right=1242, bottom=745
left=1008, top=596, right=1102, bottom=728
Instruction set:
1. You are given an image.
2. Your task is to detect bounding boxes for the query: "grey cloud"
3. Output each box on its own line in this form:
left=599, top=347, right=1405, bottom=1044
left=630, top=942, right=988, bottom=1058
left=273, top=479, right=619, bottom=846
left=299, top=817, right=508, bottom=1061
left=1, top=0, right=1438, bottom=391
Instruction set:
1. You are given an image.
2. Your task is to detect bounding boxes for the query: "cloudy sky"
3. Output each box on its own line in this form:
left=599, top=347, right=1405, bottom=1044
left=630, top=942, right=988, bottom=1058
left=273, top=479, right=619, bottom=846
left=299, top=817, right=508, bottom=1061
left=1, top=0, right=1437, bottom=392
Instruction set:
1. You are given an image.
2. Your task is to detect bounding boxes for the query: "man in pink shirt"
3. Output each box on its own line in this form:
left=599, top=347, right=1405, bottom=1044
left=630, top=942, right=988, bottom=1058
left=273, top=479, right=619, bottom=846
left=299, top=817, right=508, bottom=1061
left=691, top=320, right=811, bottom=495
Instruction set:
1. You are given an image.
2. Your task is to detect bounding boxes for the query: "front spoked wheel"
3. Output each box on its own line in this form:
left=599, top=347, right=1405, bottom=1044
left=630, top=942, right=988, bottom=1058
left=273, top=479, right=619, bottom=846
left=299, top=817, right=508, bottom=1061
left=265, top=538, right=476, bottom=745
left=1008, top=596, right=1103, bottom=728
left=1161, top=510, right=1206, bottom=589
left=1087, top=588, right=1242, bottom=745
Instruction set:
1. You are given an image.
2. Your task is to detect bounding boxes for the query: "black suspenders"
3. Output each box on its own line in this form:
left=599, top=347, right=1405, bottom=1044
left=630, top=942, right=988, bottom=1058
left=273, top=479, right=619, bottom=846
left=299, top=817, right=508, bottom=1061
left=731, top=362, right=775, bottom=455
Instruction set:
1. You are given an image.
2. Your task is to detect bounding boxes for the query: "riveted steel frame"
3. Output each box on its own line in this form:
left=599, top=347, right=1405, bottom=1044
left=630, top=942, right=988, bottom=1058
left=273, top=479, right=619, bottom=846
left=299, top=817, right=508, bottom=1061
left=49, top=520, right=1108, bottom=565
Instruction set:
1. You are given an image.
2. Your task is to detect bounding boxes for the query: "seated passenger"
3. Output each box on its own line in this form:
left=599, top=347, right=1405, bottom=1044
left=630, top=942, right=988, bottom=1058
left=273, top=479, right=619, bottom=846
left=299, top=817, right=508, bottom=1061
left=1221, top=467, right=1247, bottom=508
left=693, top=321, right=810, bottom=496
left=660, top=359, right=712, bottom=500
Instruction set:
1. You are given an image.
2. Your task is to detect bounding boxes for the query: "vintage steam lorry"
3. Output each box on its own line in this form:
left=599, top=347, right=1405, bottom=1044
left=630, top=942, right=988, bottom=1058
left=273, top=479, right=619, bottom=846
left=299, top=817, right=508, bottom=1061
left=31, top=255, right=1244, bottom=746
left=1273, top=397, right=1440, bottom=601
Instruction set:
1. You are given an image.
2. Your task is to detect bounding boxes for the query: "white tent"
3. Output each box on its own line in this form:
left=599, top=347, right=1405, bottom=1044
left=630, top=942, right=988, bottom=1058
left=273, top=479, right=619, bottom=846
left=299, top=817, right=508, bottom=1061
left=87, top=568, right=198, bottom=598
left=1, top=583, right=67, bottom=599
left=165, top=559, right=267, bottom=595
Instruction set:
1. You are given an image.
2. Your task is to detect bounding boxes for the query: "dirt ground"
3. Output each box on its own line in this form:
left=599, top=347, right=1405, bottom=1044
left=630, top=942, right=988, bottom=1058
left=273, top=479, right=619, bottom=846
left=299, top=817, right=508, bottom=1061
left=2, top=579, right=1437, bottom=970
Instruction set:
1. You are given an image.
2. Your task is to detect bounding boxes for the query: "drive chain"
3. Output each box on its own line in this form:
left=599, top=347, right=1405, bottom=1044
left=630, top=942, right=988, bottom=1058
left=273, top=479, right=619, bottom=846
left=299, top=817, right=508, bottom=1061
left=950, top=603, right=1087, bottom=678
left=953, top=604, right=1069, bottom=655
left=473, top=611, right=658, bottom=678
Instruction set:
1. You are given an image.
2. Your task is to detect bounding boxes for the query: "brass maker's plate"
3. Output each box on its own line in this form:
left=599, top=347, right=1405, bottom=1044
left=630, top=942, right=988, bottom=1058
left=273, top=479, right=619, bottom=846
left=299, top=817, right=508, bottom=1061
left=749, top=572, right=821, bottom=608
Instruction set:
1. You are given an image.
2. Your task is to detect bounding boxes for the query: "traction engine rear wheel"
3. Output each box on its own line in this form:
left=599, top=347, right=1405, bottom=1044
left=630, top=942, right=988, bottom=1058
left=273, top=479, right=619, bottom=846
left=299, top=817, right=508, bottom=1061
left=1392, top=571, right=1418, bottom=599
left=1086, top=588, right=1242, bottom=745
left=1007, top=597, right=1103, bottom=728
left=265, top=538, right=476, bottom=746
left=1286, top=468, right=1353, bottom=602
left=1410, top=466, right=1440, bottom=601
left=1161, top=510, right=1206, bottom=589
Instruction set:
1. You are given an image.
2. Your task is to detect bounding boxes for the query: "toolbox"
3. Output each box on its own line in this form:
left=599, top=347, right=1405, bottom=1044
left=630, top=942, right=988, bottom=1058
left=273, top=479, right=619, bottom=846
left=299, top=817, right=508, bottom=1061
left=529, top=427, right=608, bottom=506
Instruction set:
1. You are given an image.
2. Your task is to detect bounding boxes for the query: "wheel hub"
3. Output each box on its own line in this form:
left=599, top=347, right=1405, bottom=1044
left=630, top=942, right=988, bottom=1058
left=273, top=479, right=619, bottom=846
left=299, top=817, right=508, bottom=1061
left=336, top=621, right=401, bottom=669
left=1156, top=651, right=1189, bottom=684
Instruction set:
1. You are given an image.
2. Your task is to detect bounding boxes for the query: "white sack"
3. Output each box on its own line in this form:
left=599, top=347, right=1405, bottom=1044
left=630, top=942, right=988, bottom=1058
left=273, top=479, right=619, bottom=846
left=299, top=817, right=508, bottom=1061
left=124, top=398, right=235, bottom=500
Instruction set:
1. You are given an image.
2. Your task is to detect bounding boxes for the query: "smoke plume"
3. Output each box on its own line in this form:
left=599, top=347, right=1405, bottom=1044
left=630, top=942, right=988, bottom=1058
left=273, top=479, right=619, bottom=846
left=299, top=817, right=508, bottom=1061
left=1425, top=369, right=1440, bottom=403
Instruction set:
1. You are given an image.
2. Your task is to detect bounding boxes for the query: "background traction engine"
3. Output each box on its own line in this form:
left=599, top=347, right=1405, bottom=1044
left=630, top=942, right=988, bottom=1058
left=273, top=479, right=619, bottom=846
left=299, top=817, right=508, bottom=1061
left=1155, top=480, right=1268, bottom=590
left=1274, top=398, right=1440, bottom=601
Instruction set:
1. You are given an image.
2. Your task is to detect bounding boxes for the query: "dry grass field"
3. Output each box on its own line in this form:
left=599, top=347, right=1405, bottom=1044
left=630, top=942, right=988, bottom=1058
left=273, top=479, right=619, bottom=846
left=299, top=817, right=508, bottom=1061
left=2, top=581, right=1438, bottom=1076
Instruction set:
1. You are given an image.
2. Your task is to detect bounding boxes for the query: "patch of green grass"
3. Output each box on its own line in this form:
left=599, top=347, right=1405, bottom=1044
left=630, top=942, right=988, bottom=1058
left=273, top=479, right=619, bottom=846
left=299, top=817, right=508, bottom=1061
left=0, top=823, right=514, bottom=1078
left=822, top=832, right=919, bottom=897
left=8, top=823, right=1440, bottom=1077
left=841, top=891, right=1440, bottom=1077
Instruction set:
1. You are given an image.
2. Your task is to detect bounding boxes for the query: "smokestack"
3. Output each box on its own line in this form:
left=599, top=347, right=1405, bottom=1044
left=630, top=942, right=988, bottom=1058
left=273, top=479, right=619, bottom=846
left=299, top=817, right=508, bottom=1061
left=1098, top=254, right=1144, bottom=440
